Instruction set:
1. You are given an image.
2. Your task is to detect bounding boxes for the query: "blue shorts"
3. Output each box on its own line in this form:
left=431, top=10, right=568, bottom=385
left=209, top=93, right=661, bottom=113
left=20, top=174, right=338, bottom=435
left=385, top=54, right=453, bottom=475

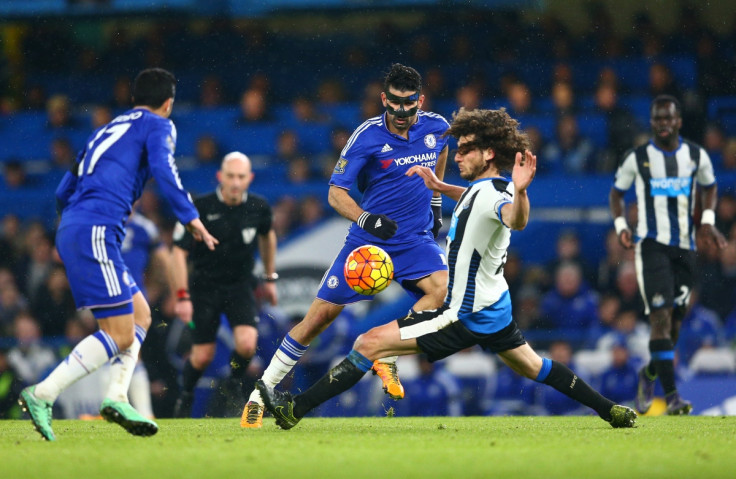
left=316, top=234, right=448, bottom=305
left=56, top=223, right=136, bottom=319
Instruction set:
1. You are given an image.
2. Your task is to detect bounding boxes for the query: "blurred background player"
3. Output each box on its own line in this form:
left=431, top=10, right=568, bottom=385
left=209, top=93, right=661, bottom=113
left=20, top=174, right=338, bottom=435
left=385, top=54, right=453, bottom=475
left=257, top=108, right=636, bottom=430
left=19, top=68, right=217, bottom=441
left=241, top=63, right=450, bottom=428
left=609, top=94, right=727, bottom=416
left=170, top=152, right=277, bottom=418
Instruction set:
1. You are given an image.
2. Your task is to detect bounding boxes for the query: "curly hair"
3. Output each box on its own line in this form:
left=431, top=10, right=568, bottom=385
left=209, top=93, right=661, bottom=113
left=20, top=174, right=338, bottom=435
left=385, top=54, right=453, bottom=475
left=445, top=108, right=530, bottom=173
left=383, top=64, right=422, bottom=93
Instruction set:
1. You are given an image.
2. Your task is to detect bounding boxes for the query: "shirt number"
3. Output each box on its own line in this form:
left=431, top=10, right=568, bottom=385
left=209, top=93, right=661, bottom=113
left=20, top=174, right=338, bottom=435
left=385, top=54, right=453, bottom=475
left=81, top=123, right=132, bottom=175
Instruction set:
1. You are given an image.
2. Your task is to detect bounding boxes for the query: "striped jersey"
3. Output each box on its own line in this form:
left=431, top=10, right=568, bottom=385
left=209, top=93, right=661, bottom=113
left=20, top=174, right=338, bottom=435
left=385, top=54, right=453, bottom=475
left=613, top=138, right=715, bottom=250
left=55, top=108, right=199, bottom=233
left=329, top=110, right=449, bottom=245
left=444, top=177, right=515, bottom=335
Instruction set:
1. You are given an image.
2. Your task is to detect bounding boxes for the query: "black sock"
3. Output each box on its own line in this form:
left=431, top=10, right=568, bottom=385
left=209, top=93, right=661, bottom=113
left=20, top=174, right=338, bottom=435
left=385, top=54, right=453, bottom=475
left=543, top=360, right=615, bottom=420
left=293, top=358, right=367, bottom=418
left=229, top=352, right=252, bottom=394
left=181, top=360, right=204, bottom=395
left=650, top=339, right=677, bottom=395
left=645, top=361, right=657, bottom=378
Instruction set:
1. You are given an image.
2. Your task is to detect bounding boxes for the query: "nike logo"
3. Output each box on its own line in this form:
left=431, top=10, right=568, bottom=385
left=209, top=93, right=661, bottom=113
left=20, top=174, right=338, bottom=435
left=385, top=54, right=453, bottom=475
left=206, top=214, right=221, bottom=221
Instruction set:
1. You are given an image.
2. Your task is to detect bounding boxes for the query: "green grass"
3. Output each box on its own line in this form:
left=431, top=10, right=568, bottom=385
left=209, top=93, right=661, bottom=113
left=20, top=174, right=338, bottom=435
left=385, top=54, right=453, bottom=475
left=2, top=416, right=736, bottom=479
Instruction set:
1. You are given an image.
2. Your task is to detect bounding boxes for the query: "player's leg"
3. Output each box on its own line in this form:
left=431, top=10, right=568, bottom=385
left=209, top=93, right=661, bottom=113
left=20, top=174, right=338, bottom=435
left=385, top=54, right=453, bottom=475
left=373, top=238, right=448, bottom=399
left=258, top=315, right=421, bottom=429
left=174, top=342, right=216, bottom=417
left=99, top=290, right=158, bottom=436
left=496, top=337, right=636, bottom=428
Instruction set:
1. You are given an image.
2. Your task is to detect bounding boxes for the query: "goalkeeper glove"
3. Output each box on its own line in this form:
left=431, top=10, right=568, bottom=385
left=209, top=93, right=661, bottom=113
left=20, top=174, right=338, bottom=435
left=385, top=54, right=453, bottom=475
left=431, top=197, right=442, bottom=238
left=357, top=212, right=398, bottom=240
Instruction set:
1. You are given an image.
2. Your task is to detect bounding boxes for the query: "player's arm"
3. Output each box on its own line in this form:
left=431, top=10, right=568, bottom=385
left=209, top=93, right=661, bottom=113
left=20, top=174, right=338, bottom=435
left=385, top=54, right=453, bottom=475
left=406, top=165, right=466, bottom=201
left=609, top=151, right=637, bottom=249
left=258, top=229, right=278, bottom=306
left=500, top=150, right=536, bottom=231
left=169, top=243, right=193, bottom=324
left=328, top=185, right=398, bottom=240
left=430, top=145, right=450, bottom=237
left=146, top=122, right=217, bottom=250
left=698, top=183, right=727, bottom=249
left=55, top=150, right=84, bottom=214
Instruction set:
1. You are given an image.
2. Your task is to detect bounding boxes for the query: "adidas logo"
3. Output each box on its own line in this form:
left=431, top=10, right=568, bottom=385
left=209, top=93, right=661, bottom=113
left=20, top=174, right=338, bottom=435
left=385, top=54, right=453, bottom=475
left=375, top=218, right=382, bottom=228
left=381, top=144, right=393, bottom=153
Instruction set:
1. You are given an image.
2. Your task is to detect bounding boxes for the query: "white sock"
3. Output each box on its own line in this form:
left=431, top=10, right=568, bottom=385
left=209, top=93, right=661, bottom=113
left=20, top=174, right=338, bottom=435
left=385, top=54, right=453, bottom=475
left=35, top=330, right=120, bottom=402
left=378, top=356, right=398, bottom=364
left=248, top=333, right=307, bottom=404
left=105, top=325, right=146, bottom=402
left=129, top=362, right=154, bottom=418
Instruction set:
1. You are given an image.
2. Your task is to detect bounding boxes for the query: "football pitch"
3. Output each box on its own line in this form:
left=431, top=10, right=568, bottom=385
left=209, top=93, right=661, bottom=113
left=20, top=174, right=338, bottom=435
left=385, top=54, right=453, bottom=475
left=2, top=416, right=735, bottom=479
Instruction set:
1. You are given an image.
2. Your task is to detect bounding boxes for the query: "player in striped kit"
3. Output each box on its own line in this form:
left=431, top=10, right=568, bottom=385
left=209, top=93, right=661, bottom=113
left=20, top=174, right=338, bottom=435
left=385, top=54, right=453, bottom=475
left=609, top=95, right=727, bottom=415
left=241, top=64, right=450, bottom=428
left=19, top=68, right=217, bottom=440
left=256, top=108, right=637, bottom=430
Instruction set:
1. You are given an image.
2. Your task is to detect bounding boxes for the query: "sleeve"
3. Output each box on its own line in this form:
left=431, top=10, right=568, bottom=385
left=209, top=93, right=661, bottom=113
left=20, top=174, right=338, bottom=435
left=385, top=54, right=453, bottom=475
left=696, top=148, right=716, bottom=186
left=146, top=119, right=199, bottom=225
left=613, top=151, right=637, bottom=191
left=328, top=124, right=371, bottom=189
left=492, top=184, right=513, bottom=227
left=257, top=200, right=273, bottom=236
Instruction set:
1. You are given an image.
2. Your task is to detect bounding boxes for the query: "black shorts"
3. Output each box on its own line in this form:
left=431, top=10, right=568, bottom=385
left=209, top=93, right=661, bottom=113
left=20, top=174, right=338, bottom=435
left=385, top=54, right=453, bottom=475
left=398, top=306, right=526, bottom=363
left=635, top=238, right=696, bottom=314
left=190, top=281, right=258, bottom=344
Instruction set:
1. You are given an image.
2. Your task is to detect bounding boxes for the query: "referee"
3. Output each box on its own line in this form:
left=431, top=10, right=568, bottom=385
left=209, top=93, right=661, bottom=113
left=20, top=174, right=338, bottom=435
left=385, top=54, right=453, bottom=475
left=170, top=152, right=278, bottom=417
left=609, top=95, right=726, bottom=416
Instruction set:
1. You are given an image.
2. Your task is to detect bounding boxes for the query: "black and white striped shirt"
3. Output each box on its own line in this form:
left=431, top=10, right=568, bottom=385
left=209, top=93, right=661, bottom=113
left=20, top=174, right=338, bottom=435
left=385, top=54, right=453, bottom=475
left=613, top=138, right=716, bottom=250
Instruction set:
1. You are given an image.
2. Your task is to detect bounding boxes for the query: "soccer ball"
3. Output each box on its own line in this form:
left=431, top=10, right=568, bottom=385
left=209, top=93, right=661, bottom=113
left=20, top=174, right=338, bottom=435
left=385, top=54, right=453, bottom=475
left=344, top=245, right=394, bottom=295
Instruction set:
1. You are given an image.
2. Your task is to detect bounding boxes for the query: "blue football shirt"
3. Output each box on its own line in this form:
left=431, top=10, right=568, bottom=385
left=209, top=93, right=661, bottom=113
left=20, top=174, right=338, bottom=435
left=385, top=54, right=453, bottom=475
left=330, top=110, right=449, bottom=245
left=56, top=108, right=198, bottom=232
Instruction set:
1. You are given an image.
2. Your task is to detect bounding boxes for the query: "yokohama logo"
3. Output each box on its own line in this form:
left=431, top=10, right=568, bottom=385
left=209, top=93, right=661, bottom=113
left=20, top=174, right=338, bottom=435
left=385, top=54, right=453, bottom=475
left=381, top=152, right=438, bottom=168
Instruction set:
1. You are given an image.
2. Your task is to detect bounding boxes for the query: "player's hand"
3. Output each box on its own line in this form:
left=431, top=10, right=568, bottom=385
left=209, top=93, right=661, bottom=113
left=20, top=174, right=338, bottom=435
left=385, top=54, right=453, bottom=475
left=407, top=165, right=444, bottom=192
left=512, top=150, right=536, bottom=192
left=698, top=224, right=727, bottom=250
left=186, top=218, right=219, bottom=250
left=357, top=212, right=398, bottom=240
left=262, top=282, right=278, bottom=306
left=175, top=298, right=193, bottom=324
left=618, top=229, right=634, bottom=249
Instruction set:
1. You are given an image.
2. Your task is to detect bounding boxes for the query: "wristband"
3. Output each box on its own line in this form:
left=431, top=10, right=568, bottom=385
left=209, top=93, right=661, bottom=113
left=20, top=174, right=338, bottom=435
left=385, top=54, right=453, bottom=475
left=614, top=217, right=629, bottom=235
left=431, top=196, right=442, bottom=207
left=701, top=209, right=716, bottom=226
left=176, top=288, right=190, bottom=302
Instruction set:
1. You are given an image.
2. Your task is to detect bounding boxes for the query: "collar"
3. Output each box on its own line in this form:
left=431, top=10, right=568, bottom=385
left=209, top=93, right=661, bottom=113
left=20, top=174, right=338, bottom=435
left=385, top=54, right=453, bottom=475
left=216, top=186, right=247, bottom=204
left=649, top=136, right=683, bottom=155
left=469, top=176, right=508, bottom=186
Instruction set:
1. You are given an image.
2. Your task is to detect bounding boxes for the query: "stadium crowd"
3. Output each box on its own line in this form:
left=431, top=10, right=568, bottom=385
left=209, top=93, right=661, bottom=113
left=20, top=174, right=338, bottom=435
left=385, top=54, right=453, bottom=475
left=2, top=3, right=736, bottom=418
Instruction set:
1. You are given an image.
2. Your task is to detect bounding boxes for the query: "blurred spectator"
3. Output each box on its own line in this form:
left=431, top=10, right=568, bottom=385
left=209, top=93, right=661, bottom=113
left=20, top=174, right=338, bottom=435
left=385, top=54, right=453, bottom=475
left=291, top=96, right=325, bottom=123
left=110, top=75, right=132, bottom=109
left=702, top=122, right=726, bottom=171
left=316, top=79, right=346, bottom=105
left=199, top=75, right=225, bottom=108
left=613, top=260, right=644, bottom=314
left=722, top=138, right=736, bottom=171
left=540, top=261, right=599, bottom=332
left=546, top=230, right=596, bottom=286
left=271, top=196, right=299, bottom=240
left=598, top=336, right=638, bottom=405
left=0, top=269, right=27, bottom=336
left=515, top=285, right=543, bottom=331
left=317, top=127, right=350, bottom=179
left=596, top=309, right=650, bottom=362
left=456, top=84, right=482, bottom=111
left=50, top=137, right=77, bottom=170
left=286, top=156, right=313, bottom=184
left=541, top=113, right=597, bottom=175
left=46, top=94, right=77, bottom=130
left=0, top=215, right=22, bottom=271
left=506, top=81, right=534, bottom=116
left=7, top=312, right=56, bottom=384
left=30, top=264, right=76, bottom=337
left=2, top=161, right=28, bottom=189
left=23, top=232, right=55, bottom=301
left=194, top=134, right=221, bottom=165
left=0, top=348, right=23, bottom=418
left=586, top=293, right=621, bottom=348
left=90, top=105, right=113, bottom=130
left=236, top=88, right=272, bottom=123
left=296, top=195, right=325, bottom=230
left=274, top=130, right=301, bottom=165
left=24, top=84, right=47, bottom=111
left=397, top=356, right=462, bottom=417
left=593, top=82, right=640, bottom=171
left=550, top=81, right=576, bottom=117
left=677, top=296, right=725, bottom=366
left=648, top=63, right=682, bottom=99
left=596, top=229, right=630, bottom=294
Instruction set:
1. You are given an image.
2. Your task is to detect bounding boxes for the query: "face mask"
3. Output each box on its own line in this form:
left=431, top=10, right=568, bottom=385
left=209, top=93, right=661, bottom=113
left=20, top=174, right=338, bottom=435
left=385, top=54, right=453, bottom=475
left=384, top=90, right=420, bottom=118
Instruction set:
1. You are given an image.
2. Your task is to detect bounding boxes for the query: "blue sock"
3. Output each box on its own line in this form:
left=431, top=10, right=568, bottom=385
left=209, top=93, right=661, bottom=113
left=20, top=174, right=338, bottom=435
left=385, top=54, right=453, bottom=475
left=347, top=349, right=373, bottom=373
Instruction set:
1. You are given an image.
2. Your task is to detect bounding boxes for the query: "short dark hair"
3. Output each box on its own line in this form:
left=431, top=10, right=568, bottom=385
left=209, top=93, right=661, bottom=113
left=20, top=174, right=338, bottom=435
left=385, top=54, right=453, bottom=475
left=651, top=94, right=681, bottom=116
left=383, top=64, right=422, bottom=93
left=445, top=108, right=531, bottom=173
left=132, top=68, right=176, bottom=109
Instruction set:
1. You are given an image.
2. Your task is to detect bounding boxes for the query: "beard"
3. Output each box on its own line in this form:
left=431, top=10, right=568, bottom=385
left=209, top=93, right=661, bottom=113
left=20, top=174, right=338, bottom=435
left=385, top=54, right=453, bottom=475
left=459, top=160, right=490, bottom=181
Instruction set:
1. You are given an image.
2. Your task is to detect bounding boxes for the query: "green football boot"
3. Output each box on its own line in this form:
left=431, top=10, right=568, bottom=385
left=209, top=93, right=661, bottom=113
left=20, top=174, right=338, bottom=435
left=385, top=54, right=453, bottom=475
left=19, top=386, right=56, bottom=441
left=608, top=404, right=638, bottom=428
left=100, top=399, right=158, bottom=437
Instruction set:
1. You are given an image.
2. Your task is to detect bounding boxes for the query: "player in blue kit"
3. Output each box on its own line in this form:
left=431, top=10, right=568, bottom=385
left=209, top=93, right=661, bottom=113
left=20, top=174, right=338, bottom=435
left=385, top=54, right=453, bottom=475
left=19, top=68, right=217, bottom=441
left=241, top=64, right=450, bottom=428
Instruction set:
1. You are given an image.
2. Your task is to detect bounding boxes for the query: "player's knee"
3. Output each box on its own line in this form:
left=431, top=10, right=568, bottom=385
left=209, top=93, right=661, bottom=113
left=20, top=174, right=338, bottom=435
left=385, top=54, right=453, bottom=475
left=234, top=343, right=256, bottom=359
left=191, top=349, right=215, bottom=369
left=110, top=330, right=135, bottom=351
left=354, top=330, right=381, bottom=359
